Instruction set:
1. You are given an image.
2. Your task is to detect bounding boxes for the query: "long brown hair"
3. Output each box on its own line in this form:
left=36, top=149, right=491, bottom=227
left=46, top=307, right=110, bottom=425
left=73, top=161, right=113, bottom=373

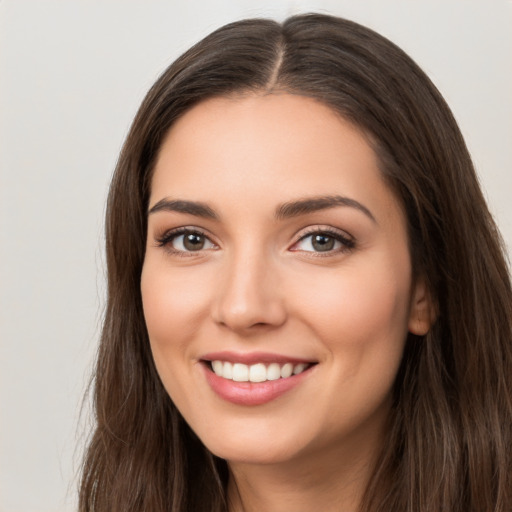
left=79, top=13, right=512, bottom=511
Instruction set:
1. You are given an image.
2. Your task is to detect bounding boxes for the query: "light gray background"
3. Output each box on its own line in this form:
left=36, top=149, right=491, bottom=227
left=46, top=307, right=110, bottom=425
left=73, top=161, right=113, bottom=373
left=1, top=1, right=511, bottom=511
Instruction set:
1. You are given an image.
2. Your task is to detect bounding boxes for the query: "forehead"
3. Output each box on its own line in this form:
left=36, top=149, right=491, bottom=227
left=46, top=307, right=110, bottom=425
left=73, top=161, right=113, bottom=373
left=151, top=93, right=402, bottom=226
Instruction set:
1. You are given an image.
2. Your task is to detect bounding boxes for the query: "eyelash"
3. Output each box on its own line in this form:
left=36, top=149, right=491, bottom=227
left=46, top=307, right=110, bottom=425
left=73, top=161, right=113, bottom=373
left=291, top=227, right=355, bottom=256
left=155, top=227, right=215, bottom=257
left=155, top=226, right=355, bottom=256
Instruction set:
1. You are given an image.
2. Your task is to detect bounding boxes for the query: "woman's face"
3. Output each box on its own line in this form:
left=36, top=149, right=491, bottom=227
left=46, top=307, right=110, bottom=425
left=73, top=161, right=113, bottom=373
left=141, top=94, right=430, bottom=466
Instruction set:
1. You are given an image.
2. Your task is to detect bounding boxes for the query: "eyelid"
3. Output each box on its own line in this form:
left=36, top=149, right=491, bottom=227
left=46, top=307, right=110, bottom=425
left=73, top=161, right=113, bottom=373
left=155, top=226, right=218, bottom=255
left=289, top=225, right=355, bottom=254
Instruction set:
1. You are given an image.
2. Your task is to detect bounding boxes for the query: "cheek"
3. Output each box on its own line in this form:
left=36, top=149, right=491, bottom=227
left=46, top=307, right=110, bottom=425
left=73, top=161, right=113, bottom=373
left=291, top=257, right=412, bottom=354
left=140, top=262, right=214, bottom=401
left=140, top=267, right=207, bottom=420
left=287, top=259, right=412, bottom=433
left=141, top=262, right=211, bottom=345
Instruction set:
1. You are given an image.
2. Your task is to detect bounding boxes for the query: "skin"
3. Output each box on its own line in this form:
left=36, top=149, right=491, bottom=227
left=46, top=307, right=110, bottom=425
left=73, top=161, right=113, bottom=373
left=141, top=93, right=432, bottom=511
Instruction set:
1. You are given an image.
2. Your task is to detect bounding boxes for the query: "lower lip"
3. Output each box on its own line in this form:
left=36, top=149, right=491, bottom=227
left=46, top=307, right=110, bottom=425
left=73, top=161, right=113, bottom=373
left=202, top=363, right=313, bottom=406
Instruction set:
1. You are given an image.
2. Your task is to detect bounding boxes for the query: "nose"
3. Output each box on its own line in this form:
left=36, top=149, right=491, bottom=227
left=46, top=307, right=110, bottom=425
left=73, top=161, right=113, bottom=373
left=211, top=249, right=287, bottom=333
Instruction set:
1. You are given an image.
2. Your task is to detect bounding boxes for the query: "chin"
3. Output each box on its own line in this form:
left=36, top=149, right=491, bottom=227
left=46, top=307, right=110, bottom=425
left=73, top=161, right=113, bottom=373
left=209, top=440, right=301, bottom=466
left=195, top=421, right=308, bottom=466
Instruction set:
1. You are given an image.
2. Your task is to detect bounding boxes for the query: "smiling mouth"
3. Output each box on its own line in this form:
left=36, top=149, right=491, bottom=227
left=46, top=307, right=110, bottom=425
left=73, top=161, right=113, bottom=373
left=204, top=360, right=316, bottom=383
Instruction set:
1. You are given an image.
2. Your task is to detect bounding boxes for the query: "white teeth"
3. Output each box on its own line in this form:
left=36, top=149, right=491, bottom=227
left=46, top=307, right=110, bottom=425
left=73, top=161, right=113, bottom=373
left=232, top=363, right=249, bottom=382
left=249, top=363, right=267, bottom=383
left=267, top=363, right=281, bottom=381
left=223, top=361, right=233, bottom=379
left=293, top=363, right=307, bottom=375
left=280, top=363, right=293, bottom=379
left=212, top=360, right=223, bottom=376
left=210, top=360, right=311, bottom=382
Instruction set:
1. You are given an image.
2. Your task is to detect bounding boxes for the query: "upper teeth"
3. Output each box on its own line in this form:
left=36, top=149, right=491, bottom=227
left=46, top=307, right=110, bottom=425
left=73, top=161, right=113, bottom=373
left=211, top=361, right=309, bottom=382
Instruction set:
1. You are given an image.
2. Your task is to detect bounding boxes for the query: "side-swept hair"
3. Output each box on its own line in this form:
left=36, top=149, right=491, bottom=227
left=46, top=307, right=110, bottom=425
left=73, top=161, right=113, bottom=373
left=80, top=13, right=512, bottom=512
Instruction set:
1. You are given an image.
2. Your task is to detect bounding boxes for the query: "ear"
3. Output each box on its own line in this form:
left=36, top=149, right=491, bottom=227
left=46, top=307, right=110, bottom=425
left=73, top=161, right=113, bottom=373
left=408, top=277, right=435, bottom=336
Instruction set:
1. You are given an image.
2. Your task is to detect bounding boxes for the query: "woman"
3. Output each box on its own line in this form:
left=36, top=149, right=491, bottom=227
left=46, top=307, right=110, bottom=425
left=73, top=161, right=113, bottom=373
left=79, top=13, right=512, bottom=512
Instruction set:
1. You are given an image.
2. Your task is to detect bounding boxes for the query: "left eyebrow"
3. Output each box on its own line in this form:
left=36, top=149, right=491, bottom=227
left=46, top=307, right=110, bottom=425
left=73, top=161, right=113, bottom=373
left=275, top=195, right=376, bottom=223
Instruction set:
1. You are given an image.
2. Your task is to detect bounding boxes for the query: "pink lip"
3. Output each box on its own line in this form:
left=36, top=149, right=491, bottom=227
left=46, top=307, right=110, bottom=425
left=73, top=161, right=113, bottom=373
left=200, top=360, right=315, bottom=406
left=201, top=351, right=314, bottom=365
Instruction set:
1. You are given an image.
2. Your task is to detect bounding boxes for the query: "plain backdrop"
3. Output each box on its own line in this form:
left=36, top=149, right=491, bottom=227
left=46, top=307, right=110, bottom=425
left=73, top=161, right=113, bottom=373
left=0, top=1, right=511, bottom=511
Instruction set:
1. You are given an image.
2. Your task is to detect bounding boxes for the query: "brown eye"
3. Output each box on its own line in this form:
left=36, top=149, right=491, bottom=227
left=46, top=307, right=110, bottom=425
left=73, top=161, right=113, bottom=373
left=291, top=229, right=355, bottom=254
left=159, top=229, right=216, bottom=253
left=311, top=234, right=335, bottom=252
left=182, top=233, right=206, bottom=251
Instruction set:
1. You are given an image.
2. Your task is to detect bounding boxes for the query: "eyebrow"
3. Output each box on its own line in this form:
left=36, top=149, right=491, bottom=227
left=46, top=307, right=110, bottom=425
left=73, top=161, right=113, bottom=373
left=148, top=198, right=218, bottom=219
left=148, top=194, right=376, bottom=223
left=275, top=195, right=376, bottom=223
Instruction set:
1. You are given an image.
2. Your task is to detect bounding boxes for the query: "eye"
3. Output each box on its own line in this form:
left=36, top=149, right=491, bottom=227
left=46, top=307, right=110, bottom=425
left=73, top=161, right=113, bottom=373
left=291, top=229, right=354, bottom=254
left=157, top=228, right=216, bottom=253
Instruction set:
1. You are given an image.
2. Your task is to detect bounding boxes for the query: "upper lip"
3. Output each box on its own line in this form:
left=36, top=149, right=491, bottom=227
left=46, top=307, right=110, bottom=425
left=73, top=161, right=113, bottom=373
left=200, top=351, right=316, bottom=365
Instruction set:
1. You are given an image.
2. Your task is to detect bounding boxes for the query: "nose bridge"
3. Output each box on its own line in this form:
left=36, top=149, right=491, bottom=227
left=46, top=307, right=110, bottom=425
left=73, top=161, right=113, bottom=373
left=213, top=240, right=285, bottom=331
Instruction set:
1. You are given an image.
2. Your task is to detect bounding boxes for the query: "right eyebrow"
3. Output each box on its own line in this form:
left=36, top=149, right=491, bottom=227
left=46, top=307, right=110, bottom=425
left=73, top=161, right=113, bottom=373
left=147, top=198, right=219, bottom=220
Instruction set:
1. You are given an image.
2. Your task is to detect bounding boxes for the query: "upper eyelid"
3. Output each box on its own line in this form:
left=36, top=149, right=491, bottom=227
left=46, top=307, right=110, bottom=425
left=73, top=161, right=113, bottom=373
left=293, top=225, right=354, bottom=241
left=156, top=226, right=214, bottom=242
